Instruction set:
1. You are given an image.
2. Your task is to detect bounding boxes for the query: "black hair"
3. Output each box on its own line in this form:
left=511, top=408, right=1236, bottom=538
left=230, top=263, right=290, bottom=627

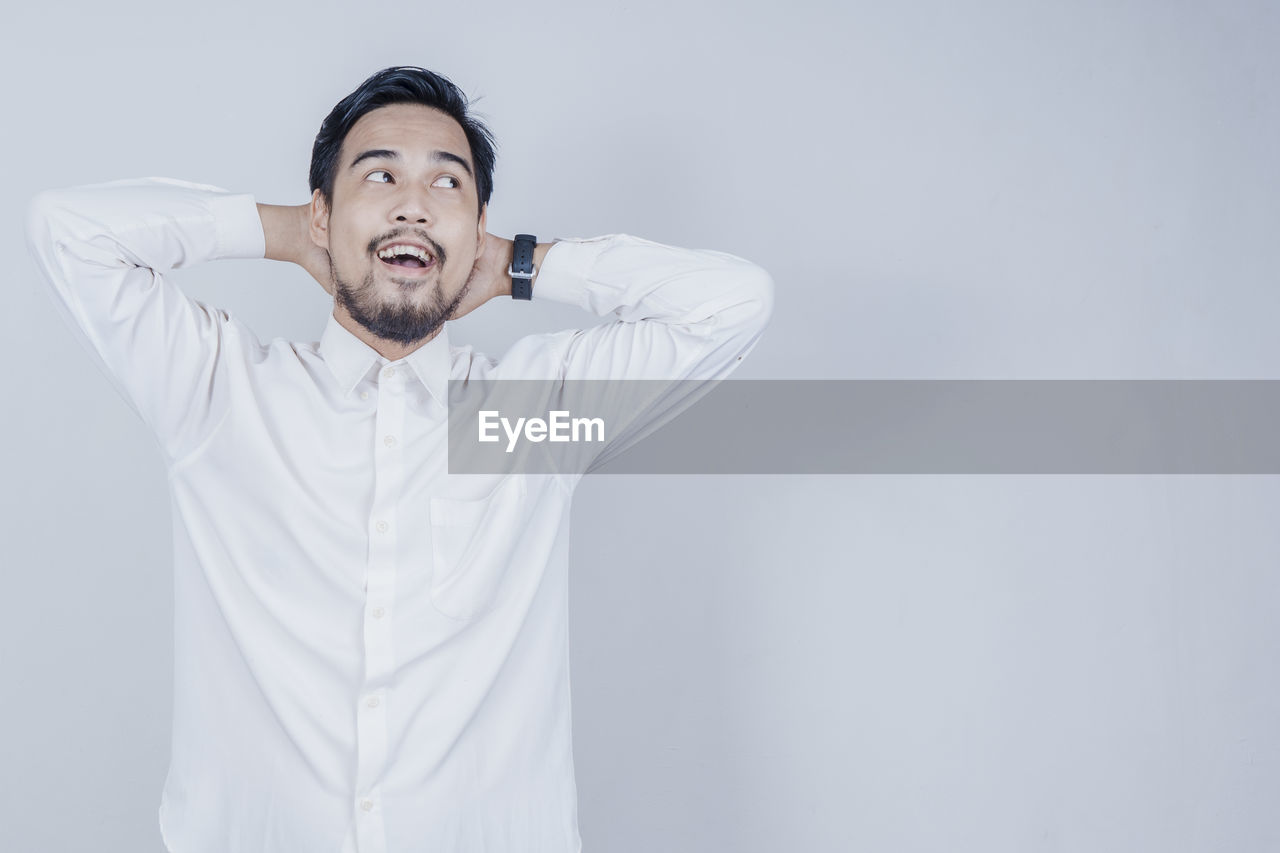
left=309, top=66, right=496, bottom=216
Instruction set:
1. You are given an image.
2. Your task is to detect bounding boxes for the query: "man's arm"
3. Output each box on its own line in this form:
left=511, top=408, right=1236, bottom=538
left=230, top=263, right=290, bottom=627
left=256, top=201, right=336, bottom=297
left=481, top=233, right=776, bottom=475
left=25, top=177, right=266, bottom=465
left=443, top=232, right=555, bottom=322
left=460, top=232, right=774, bottom=379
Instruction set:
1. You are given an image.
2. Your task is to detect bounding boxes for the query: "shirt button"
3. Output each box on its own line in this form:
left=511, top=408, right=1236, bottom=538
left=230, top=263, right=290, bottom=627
left=375, top=520, right=389, bottom=533
left=366, top=695, right=381, bottom=708
left=360, top=391, right=369, bottom=400
left=360, top=798, right=375, bottom=812
left=382, top=367, right=396, bottom=379
left=372, top=606, right=386, bottom=619
left=383, top=435, right=398, bottom=448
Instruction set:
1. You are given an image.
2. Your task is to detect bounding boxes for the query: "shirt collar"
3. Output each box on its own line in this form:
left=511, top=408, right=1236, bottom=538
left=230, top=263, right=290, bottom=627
left=318, top=312, right=451, bottom=406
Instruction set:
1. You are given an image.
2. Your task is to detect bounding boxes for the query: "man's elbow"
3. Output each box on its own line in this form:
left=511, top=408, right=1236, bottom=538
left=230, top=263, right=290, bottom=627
left=744, top=263, right=774, bottom=331
left=721, top=260, right=774, bottom=339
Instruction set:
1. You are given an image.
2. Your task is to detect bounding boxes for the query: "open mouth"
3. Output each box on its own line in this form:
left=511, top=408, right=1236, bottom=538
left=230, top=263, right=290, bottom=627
left=378, top=253, right=436, bottom=275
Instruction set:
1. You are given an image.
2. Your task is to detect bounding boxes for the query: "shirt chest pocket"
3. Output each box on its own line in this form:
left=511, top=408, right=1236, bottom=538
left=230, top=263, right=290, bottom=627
left=428, top=476, right=530, bottom=621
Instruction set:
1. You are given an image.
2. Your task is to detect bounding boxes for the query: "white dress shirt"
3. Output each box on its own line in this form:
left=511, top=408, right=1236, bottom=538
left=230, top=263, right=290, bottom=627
left=24, top=177, right=772, bottom=853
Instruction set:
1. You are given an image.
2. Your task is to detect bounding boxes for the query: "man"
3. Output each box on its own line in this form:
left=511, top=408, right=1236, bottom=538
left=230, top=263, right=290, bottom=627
left=25, top=66, right=772, bottom=853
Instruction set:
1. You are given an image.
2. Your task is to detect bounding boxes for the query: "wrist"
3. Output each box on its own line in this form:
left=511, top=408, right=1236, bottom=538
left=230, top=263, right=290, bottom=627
left=503, top=238, right=555, bottom=299
left=258, top=202, right=296, bottom=263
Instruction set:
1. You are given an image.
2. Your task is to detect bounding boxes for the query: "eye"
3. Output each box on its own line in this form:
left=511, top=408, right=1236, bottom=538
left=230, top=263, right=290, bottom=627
left=365, top=170, right=393, bottom=183
left=434, top=175, right=460, bottom=188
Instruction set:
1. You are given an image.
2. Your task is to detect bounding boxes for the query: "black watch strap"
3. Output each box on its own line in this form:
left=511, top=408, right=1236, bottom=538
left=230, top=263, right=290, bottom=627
left=509, top=233, right=536, bottom=300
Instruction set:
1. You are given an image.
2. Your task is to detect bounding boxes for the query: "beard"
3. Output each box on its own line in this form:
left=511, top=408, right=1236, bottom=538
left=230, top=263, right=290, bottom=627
left=331, top=256, right=472, bottom=346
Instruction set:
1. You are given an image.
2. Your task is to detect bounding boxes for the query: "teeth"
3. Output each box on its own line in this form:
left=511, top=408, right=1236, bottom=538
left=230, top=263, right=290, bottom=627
left=377, top=244, right=432, bottom=263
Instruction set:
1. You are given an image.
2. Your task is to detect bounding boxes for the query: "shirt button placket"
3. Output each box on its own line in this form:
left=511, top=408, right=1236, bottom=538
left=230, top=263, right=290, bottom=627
left=356, top=362, right=405, bottom=853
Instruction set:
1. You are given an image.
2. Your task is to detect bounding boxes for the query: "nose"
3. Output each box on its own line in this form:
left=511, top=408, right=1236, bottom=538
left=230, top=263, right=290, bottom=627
left=391, top=182, right=434, bottom=225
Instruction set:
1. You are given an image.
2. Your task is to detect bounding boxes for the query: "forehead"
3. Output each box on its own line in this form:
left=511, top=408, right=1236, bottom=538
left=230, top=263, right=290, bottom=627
left=341, top=103, right=470, bottom=165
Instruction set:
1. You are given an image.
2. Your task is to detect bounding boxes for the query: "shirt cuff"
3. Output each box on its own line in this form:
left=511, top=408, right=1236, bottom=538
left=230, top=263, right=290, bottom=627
left=531, top=236, right=616, bottom=309
left=208, top=191, right=267, bottom=260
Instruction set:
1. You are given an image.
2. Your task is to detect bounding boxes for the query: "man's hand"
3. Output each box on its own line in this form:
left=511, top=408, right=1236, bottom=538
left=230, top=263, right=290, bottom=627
left=448, top=233, right=513, bottom=322
left=448, top=234, right=558, bottom=322
left=257, top=202, right=333, bottom=296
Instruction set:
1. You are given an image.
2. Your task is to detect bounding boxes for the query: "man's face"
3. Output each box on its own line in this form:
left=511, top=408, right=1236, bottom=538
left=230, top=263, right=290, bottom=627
left=311, top=102, right=486, bottom=346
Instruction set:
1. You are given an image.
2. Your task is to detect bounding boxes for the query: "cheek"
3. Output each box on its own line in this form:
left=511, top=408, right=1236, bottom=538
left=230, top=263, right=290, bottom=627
left=333, top=245, right=369, bottom=275
left=343, top=232, right=377, bottom=268
left=453, top=238, right=483, bottom=279
left=442, top=225, right=478, bottom=260
left=330, top=205, right=373, bottom=255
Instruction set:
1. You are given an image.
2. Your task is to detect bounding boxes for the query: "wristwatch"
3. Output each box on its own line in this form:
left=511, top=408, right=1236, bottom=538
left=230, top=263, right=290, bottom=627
left=508, top=233, right=536, bottom=300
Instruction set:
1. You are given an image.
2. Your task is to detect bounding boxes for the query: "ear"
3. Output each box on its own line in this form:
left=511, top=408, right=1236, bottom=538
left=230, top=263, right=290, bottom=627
left=476, top=204, right=487, bottom=253
left=309, top=188, right=330, bottom=251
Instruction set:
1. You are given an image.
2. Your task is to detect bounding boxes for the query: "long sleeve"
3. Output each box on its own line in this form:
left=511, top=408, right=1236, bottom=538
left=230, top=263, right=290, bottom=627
left=24, top=177, right=266, bottom=466
left=516, top=233, right=774, bottom=474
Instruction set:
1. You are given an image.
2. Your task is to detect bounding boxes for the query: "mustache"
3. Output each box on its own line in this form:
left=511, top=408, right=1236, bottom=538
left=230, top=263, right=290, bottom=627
left=370, top=232, right=447, bottom=264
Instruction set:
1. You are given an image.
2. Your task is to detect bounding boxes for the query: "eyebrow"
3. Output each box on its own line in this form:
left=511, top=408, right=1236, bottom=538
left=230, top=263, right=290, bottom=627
left=345, top=146, right=476, bottom=178
left=347, top=148, right=474, bottom=179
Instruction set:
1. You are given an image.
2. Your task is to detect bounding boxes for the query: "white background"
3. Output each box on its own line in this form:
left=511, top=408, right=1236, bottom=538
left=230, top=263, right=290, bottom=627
left=2, top=0, right=1278, bottom=850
